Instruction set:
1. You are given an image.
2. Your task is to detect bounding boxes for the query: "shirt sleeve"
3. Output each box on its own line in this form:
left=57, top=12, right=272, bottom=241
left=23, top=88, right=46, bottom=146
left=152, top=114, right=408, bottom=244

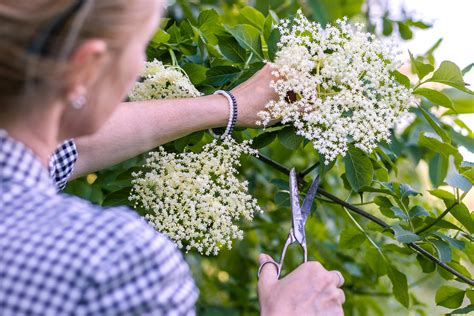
left=49, top=139, right=78, bottom=191
left=77, top=211, right=199, bottom=316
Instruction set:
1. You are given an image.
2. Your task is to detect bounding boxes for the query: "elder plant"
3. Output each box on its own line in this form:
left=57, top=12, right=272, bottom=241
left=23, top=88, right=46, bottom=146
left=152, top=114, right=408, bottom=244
left=258, top=11, right=416, bottom=162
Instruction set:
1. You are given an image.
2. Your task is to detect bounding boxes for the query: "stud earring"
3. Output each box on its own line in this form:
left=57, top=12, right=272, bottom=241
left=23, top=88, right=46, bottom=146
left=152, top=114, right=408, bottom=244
left=70, top=95, right=86, bottom=109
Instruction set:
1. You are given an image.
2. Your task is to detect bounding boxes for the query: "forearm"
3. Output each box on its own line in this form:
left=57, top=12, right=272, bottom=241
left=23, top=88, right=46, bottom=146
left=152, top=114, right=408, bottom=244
left=72, top=94, right=227, bottom=178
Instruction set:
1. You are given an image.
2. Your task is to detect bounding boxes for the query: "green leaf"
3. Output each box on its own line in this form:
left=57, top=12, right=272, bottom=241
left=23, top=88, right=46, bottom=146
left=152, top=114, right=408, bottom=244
left=428, top=61, right=473, bottom=94
left=409, top=51, right=434, bottom=79
left=182, top=63, right=208, bottom=85
left=391, top=224, right=421, bottom=243
left=409, top=206, right=429, bottom=218
left=217, top=35, right=248, bottom=63
left=445, top=156, right=472, bottom=192
left=238, top=7, right=266, bottom=30
left=462, top=62, right=474, bottom=75
left=344, top=146, right=374, bottom=192
left=414, top=88, right=454, bottom=109
left=267, top=27, right=281, bottom=61
left=225, top=24, right=264, bottom=61
left=435, top=285, right=465, bottom=308
left=467, top=289, right=474, bottom=304
left=429, top=153, right=448, bottom=187
left=365, top=248, right=387, bottom=276
left=448, top=305, right=474, bottom=315
left=416, top=254, right=435, bottom=273
left=252, top=132, right=277, bottom=149
left=392, top=70, right=411, bottom=88
left=278, top=126, right=304, bottom=150
left=339, top=228, right=366, bottom=249
left=451, top=203, right=474, bottom=234
left=398, top=22, right=413, bottom=40
left=419, top=133, right=462, bottom=163
left=204, top=66, right=241, bottom=86
left=430, top=239, right=452, bottom=263
left=417, top=106, right=450, bottom=142
left=382, top=17, right=393, bottom=36
left=387, top=265, right=409, bottom=307
left=428, top=189, right=456, bottom=202
left=443, top=90, right=474, bottom=115
left=150, top=29, right=170, bottom=47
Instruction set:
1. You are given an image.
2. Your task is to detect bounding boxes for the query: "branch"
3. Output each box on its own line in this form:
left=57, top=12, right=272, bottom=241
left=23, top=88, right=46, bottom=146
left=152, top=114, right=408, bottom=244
left=415, top=203, right=458, bottom=234
left=255, top=153, right=474, bottom=286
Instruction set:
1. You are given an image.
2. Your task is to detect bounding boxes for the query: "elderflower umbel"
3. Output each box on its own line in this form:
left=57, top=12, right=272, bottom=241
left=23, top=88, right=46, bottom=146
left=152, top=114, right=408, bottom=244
left=258, top=10, right=416, bottom=162
left=128, top=59, right=202, bottom=101
left=129, top=137, right=261, bottom=256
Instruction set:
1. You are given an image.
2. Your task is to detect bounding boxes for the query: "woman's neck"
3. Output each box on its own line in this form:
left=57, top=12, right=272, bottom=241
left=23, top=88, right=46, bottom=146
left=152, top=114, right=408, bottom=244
left=1, top=107, right=63, bottom=168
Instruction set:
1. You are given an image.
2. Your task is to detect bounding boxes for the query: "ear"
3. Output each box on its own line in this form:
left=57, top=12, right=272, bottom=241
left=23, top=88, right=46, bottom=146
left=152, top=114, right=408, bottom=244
left=65, top=39, right=108, bottom=101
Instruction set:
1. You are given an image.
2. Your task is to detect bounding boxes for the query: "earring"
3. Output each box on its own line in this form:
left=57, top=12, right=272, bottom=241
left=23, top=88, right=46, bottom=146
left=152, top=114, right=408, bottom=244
left=70, top=95, right=86, bottom=109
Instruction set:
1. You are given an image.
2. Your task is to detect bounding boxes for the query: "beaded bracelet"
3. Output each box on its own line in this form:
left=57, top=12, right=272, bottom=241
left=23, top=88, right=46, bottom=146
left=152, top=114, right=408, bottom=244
left=209, top=90, right=238, bottom=139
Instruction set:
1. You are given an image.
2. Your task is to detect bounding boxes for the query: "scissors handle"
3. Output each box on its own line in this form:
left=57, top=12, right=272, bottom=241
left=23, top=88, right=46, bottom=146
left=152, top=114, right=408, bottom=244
left=276, top=230, right=308, bottom=278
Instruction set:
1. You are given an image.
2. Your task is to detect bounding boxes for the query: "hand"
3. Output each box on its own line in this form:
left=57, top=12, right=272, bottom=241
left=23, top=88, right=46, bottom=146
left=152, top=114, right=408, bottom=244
left=232, top=64, right=279, bottom=127
left=257, top=254, right=345, bottom=316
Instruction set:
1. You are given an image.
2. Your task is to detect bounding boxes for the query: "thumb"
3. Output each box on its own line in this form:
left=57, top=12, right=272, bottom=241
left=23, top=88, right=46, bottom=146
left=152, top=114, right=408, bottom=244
left=258, top=253, right=279, bottom=292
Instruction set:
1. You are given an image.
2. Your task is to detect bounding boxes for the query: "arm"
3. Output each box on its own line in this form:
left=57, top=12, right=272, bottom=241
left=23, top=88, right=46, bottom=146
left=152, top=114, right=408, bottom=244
left=72, top=64, right=277, bottom=178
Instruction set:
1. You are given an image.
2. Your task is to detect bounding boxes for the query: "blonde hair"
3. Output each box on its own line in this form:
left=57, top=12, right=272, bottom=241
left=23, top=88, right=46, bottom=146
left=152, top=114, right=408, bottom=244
left=0, top=0, right=152, bottom=103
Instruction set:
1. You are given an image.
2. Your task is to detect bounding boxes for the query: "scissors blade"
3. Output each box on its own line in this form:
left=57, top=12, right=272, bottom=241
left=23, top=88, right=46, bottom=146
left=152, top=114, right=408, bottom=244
left=289, top=168, right=305, bottom=244
left=301, top=175, right=320, bottom=223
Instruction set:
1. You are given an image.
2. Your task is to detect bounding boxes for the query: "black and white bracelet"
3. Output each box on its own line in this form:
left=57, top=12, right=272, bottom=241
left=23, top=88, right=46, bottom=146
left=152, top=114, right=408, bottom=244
left=209, top=90, right=238, bottom=139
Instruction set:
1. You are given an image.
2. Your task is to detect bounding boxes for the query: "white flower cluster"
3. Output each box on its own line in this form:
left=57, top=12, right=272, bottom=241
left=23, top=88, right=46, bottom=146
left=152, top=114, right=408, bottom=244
left=258, top=10, right=416, bottom=162
left=129, top=137, right=261, bottom=256
left=128, top=59, right=202, bottom=101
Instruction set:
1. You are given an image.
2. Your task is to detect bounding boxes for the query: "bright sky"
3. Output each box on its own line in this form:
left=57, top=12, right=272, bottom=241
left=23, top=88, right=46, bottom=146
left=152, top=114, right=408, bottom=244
left=386, top=0, right=474, bottom=161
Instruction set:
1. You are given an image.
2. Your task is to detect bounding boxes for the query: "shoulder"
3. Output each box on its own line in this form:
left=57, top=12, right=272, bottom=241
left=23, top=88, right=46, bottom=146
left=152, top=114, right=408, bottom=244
left=56, top=195, right=198, bottom=314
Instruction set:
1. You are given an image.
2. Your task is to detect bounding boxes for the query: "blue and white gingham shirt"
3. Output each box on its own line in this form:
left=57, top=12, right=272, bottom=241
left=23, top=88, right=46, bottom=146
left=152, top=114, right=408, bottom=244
left=0, top=130, right=198, bottom=315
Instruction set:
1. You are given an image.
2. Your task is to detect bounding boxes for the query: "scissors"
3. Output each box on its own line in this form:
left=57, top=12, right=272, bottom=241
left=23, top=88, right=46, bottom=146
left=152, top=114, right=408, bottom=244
left=258, top=168, right=320, bottom=278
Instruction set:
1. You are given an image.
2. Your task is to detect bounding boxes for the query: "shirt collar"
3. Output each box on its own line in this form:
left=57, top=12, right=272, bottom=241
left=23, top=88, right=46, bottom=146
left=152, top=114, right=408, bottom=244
left=0, top=129, right=56, bottom=195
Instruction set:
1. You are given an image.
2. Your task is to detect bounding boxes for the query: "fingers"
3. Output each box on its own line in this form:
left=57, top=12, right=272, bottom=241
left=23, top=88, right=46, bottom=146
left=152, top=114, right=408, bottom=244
left=257, top=253, right=279, bottom=294
left=329, top=270, right=345, bottom=287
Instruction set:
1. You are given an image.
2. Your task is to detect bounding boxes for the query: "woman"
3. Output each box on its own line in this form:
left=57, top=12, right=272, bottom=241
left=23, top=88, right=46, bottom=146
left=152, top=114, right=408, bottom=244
left=0, top=0, right=345, bottom=315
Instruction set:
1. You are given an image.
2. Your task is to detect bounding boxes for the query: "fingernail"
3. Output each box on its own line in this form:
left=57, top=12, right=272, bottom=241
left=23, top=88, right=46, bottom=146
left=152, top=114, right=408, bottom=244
left=259, top=253, right=270, bottom=264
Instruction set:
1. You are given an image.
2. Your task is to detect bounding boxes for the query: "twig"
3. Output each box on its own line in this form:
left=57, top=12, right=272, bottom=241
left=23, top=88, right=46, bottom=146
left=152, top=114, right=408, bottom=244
left=255, top=153, right=474, bottom=286
left=415, top=203, right=459, bottom=234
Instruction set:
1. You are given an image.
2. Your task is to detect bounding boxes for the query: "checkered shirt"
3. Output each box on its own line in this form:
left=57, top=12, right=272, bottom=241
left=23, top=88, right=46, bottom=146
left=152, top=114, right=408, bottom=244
left=0, top=130, right=198, bottom=315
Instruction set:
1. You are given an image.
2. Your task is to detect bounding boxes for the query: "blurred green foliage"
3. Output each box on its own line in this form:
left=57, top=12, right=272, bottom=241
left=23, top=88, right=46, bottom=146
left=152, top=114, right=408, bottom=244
left=65, top=0, right=474, bottom=314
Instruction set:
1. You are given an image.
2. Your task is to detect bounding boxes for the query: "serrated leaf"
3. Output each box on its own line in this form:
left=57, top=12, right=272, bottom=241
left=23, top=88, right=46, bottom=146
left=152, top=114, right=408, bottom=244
left=429, top=153, right=448, bottom=187
left=462, top=62, right=474, bottom=75
left=382, top=17, right=393, bottom=36
left=409, top=51, right=434, bottom=80
left=388, top=265, right=409, bottom=307
left=278, top=127, right=304, bottom=150
left=419, top=133, right=462, bottom=163
left=416, top=254, right=436, bottom=273
left=344, top=146, right=374, bottom=192
left=392, top=70, right=411, bottom=88
left=204, top=66, right=241, bottom=86
left=448, top=305, right=474, bottom=315
left=451, top=203, right=474, bottom=234
left=339, top=228, right=366, bottom=249
left=414, top=88, right=454, bottom=109
left=428, top=61, right=473, bottom=94
left=225, top=24, right=264, bottom=61
left=217, top=35, right=248, bottom=63
left=252, top=132, right=277, bottom=149
left=467, top=289, right=474, bottom=304
left=391, top=224, right=421, bottom=243
left=435, top=285, right=465, bottom=308
left=430, top=239, right=452, bottom=263
left=365, top=248, right=387, bottom=276
left=398, top=22, right=413, bottom=40
left=182, top=63, right=208, bottom=85
left=409, top=206, right=429, bottom=218
left=445, top=156, right=472, bottom=192
left=238, top=7, right=266, bottom=30
left=417, top=106, right=450, bottom=142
